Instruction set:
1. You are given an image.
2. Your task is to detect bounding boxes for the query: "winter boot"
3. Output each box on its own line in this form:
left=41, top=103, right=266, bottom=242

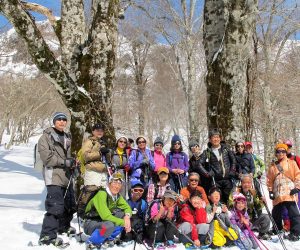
left=283, top=219, right=291, bottom=232
left=38, top=236, right=64, bottom=246
left=283, top=233, right=300, bottom=241
left=258, top=233, right=272, bottom=240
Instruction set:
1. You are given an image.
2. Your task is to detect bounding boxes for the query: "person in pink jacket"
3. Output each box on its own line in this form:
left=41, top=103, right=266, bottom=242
left=153, top=137, right=166, bottom=172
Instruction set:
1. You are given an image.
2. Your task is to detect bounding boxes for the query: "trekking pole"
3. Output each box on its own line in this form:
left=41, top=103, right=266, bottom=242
left=125, top=170, right=129, bottom=200
left=64, top=170, right=74, bottom=199
left=293, top=194, right=300, bottom=215
left=152, top=222, right=159, bottom=248
left=243, top=218, right=268, bottom=250
left=131, top=229, right=151, bottom=250
left=258, top=179, right=288, bottom=250
left=177, top=174, right=183, bottom=193
left=165, top=219, right=194, bottom=245
left=212, top=176, right=216, bottom=187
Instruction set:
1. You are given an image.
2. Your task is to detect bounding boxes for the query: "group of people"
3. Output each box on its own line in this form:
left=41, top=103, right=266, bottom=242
left=36, top=112, right=300, bottom=249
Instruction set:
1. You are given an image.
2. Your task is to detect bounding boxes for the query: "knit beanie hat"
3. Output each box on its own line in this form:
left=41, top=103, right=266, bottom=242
left=154, top=136, right=164, bottom=146
left=171, top=134, right=181, bottom=144
left=52, top=112, right=67, bottom=124
left=189, top=140, right=199, bottom=150
left=208, top=128, right=220, bottom=138
left=275, top=143, right=288, bottom=151
left=284, top=139, right=293, bottom=147
left=92, top=123, right=105, bottom=131
left=109, top=171, right=124, bottom=183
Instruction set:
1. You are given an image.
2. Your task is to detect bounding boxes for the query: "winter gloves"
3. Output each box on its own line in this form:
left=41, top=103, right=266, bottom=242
left=290, top=188, right=300, bottom=196
left=64, top=158, right=75, bottom=168
left=269, top=191, right=275, bottom=200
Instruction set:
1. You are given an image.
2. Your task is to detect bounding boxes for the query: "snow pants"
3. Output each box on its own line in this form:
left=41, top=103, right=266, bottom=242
left=145, top=219, right=178, bottom=243
left=272, top=201, right=300, bottom=236
left=251, top=213, right=271, bottom=234
left=40, top=184, right=76, bottom=239
left=281, top=193, right=300, bottom=229
left=178, top=222, right=209, bottom=244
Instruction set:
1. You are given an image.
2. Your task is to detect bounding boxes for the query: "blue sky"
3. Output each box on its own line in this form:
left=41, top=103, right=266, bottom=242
left=0, top=0, right=299, bottom=39
left=0, top=0, right=60, bottom=29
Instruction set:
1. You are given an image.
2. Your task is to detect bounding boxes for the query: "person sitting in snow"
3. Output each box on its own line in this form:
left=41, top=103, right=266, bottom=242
left=206, top=187, right=238, bottom=248
left=229, top=192, right=258, bottom=249
left=83, top=172, right=132, bottom=249
left=122, top=180, right=147, bottom=244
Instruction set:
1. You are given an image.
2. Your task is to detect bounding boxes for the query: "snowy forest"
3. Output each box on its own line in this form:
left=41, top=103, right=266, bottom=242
left=0, top=0, right=299, bottom=164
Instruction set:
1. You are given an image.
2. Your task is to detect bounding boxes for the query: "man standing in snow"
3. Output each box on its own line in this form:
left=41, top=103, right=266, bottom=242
left=38, top=112, right=76, bottom=246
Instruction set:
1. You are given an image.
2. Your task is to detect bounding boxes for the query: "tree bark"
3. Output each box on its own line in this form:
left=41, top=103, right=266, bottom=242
left=0, top=0, right=119, bottom=151
left=203, top=0, right=258, bottom=143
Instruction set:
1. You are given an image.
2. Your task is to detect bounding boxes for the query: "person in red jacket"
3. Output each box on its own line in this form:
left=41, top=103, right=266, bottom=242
left=177, top=190, right=209, bottom=247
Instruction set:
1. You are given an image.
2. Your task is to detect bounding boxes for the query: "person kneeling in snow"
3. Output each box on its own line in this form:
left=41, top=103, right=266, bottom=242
left=83, top=172, right=132, bottom=248
left=177, top=190, right=209, bottom=248
left=206, top=187, right=238, bottom=248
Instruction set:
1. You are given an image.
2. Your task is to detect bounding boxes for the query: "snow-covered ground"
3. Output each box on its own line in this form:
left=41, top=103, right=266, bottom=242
left=0, top=137, right=299, bottom=250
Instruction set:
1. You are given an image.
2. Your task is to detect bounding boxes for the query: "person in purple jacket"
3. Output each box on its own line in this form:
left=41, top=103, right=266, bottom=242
left=166, top=135, right=189, bottom=193
left=128, top=136, right=155, bottom=186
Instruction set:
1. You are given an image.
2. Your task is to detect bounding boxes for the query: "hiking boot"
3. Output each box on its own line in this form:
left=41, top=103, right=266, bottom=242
left=165, top=240, right=176, bottom=248
left=258, top=233, right=272, bottom=240
left=58, top=226, right=76, bottom=235
left=39, top=236, right=64, bottom=246
left=284, top=233, right=300, bottom=241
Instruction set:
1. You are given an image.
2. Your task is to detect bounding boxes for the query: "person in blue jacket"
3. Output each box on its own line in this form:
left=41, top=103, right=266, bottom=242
left=128, top=136, right=155, bottom=185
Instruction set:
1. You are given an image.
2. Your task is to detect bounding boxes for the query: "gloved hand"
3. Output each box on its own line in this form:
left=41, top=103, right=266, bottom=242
left=100, top=146, right=110, bottom=154
left=64, top=158, right=75, bottom=168
left=290, top=188, right=299, bottom=196
left=124, top=164, right=130, bottom=173
left=269, top=191, right=275, bottom=200
left=229, top=171, right=236, bottom=179
left=206, top=170, right=215, bottom=178
left=142, top=159, right=149, bottom=165
left=257, top=171, right=263, bottom=179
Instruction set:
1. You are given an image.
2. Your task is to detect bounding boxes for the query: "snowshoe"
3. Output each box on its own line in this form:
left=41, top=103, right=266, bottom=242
left=283, top=233, right=300, bottom=241
left=258, top=233, right=272, bottom=240
left=29, top=237, right=70, bottom=249
left=154, top=242, right=166, bottom=250
left=165, top=240, right=176, bottom=248
left=86, top=242, right=101, bottom=250
left=58, top=226, right=76, bottom=237
left=184, top=243, right=211, bottom=249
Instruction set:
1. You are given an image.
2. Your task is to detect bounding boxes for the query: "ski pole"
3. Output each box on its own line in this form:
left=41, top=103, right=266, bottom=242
left=293, top=194, right=300, bottom=215
left=125, top=170, right=129, bottom=200
left=152, top=221, right=159, bottom=248
left=64, top=170, right=74, bottom=199
left=258, top=179, right=287, bottom=250
left=165, top=219, right=194, bottom=245
left=244, top=221, right=268, bottom=250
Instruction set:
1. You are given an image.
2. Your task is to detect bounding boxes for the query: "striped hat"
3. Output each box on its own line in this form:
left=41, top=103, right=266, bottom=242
left=52, top=112, right=67, bottom=124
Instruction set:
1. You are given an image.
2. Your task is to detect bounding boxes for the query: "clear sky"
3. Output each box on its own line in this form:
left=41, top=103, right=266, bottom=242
left=0, top=0, right=299, bottom=39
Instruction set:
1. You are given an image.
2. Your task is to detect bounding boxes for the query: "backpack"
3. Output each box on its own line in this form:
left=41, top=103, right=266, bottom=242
left=34, top=143, right=43, bottom=172
left=77, top=186, right=102, bottom=219
left=145, top=199, right=161, bottom=224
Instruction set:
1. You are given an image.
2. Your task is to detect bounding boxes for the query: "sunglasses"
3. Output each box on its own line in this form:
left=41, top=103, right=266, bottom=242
left=132, top=188, right=144, bottom=193
left=236, top=145, right=244, bottom=148
left=159, top=172, right=168, bottom=175
left=189, top=179, right=199, bottom=182
left=276, top=150, right=287, bottom=154
left=56, top=118, right=67, bottom=121
left=155, top=144, right=163, bottom=147
left=118, top=140, right=127, bottom=144
left=138, top=141, right=146, bottom=144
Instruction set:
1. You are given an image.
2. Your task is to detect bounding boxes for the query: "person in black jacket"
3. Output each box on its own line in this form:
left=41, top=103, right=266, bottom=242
left=235, top=142, right=255, bottom=176
left=195, top=129, right=236, bottom=204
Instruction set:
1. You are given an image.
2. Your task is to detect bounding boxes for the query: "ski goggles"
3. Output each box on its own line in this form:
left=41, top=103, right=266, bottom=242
left=234, top=197, right=246, bottom=202
left=132, top=188, right=144, bottom=193
left=109, top=172, right=124, bottom=183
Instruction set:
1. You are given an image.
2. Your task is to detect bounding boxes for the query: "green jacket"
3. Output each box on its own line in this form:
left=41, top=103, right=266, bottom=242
left=252, top=154, right=265, bottom=178
left=228, top=190, right=263, bottom=221
left=85, top=189, right=132, bottom=226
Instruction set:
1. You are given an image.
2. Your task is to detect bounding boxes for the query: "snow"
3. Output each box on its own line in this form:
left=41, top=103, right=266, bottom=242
left=0, top=137, right=300, bottom=249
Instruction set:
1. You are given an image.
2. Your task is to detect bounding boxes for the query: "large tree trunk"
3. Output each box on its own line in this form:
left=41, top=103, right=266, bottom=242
left=203, top=0, right=258, bottom=143
left=0, top=0, right=119, bottom=152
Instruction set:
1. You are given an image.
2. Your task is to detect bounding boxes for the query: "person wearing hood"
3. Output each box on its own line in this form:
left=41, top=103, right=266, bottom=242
left=84, top=172, right=132, bottom=248
left=195, top=129, right=236, bottom=203
left=122, top=180, right=147, bottom=244
left=38, top=112, right=76, bottom=246
left=128, top=136, right=155, bottom=185
left=166, top=134, right=189, bottom=193
left=152, top=137, right=166, bottom=172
